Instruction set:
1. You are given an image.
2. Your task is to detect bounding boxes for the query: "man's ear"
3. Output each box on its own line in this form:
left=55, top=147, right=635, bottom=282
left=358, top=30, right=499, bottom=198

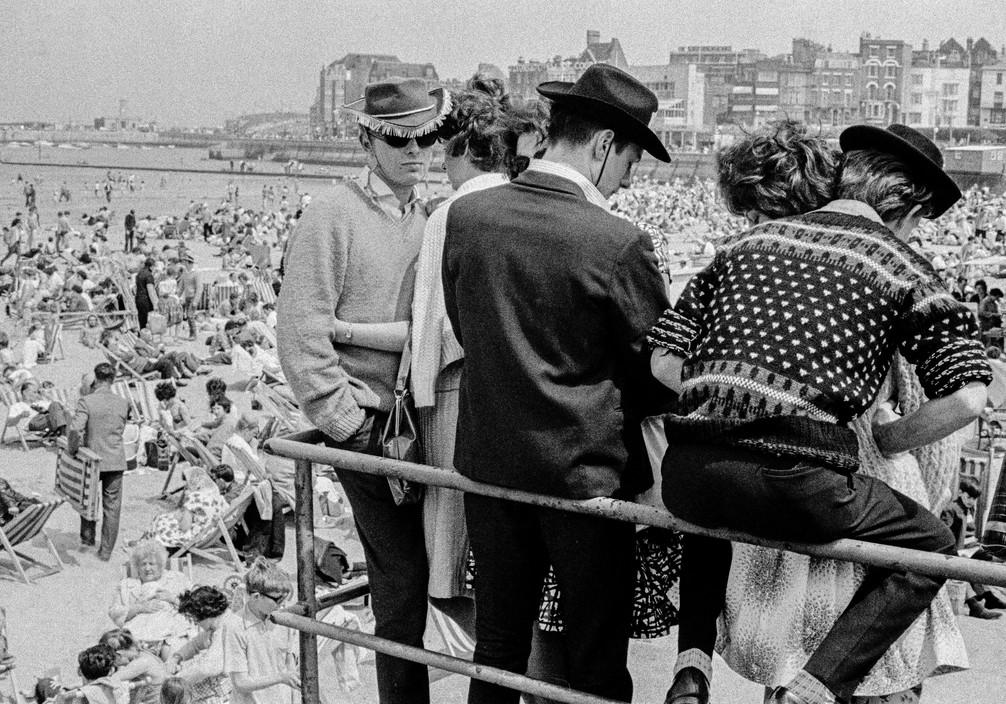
left=592, top=129, right=615, bottom=161
left=358, top=130, right=372, bottom=153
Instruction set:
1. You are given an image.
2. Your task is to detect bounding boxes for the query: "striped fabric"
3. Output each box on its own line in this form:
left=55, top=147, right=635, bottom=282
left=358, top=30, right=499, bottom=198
left=0, top=499, right=64, bottom=546
left=54, top=449, right=101, bottom=520
left=43, top=386, right=76, bottom=409
left=983, top=467, right=1006, bottom=558
left=429, top=605, right=475, bottom=660
left=110, top=381, right=143, bottom=420
left=125, top=381, right=160, bottom=424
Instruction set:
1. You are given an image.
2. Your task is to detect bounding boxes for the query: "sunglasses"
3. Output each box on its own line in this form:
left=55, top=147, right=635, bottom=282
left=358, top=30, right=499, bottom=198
left=369, top=131, right=439, bottom=149
left=254, top=592, right=286, bottom=605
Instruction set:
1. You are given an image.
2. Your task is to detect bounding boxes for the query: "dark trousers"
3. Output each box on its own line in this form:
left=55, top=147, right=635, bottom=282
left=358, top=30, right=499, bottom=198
left=465, top=494, right=635, bottom=704
left=124, top=231, right=134, bottom=253
left=80, top=470, right=124, bottom=558
left=328, top=413, right=430, bottom=704
left=663, top=443, right=956, bottom=703
left=136, top=301, right=152, bottom=330
left=27, top=402, right=69, bottom=434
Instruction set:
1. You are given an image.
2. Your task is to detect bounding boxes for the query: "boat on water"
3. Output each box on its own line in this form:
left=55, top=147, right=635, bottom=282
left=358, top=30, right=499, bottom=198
left=56, top=143, right=81, bottom=150
left=34, top=140, right=54, bottom=147
left=116, top=143, right=131, bottom=149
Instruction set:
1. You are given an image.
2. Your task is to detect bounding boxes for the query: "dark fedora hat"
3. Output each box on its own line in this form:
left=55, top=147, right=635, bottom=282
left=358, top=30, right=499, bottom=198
left=839, top=123, right=962, bottom=218
left=343, top=77, right=452, bottom=138
left=537, top=64, right=670, bottom=162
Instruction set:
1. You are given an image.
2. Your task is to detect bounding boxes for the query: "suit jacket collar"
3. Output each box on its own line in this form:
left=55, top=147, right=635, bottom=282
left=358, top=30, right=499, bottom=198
left=515, top=160, right=611, bottom=212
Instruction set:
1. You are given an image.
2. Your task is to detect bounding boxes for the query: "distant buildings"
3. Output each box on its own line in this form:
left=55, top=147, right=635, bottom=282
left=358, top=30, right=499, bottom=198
left=508, top=31, right=628, bottom=101
left=311, top=30, right=1006, bottom=150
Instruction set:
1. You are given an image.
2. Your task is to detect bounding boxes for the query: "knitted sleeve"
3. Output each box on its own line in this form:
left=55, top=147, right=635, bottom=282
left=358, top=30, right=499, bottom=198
left=898, top=283, right=992, bottom=399
left=646, top=250, right=724, bottom=357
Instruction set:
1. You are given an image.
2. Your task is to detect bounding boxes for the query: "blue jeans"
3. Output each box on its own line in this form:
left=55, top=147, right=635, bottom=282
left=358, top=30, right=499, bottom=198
left=663, top=442, right=955, bottom=703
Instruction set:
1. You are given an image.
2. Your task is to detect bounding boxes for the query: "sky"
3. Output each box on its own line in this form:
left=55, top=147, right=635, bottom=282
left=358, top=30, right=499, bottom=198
left=2, top=0, right=1006, bottom=127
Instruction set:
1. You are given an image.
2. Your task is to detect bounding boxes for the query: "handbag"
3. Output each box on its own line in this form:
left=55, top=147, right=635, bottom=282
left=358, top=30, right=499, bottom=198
left=381, top=338, right=424, bottom=505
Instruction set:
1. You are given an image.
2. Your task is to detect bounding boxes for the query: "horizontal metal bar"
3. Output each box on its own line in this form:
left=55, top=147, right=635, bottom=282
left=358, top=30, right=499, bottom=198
left=268, top=436, right=1006, bottom=588
left=270, top=610, right=623, bottom=704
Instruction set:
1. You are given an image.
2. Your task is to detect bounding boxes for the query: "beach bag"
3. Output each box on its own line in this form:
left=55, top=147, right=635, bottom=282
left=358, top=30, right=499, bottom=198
left=147, top=311, right=167, bottom=335
left=381, top=340, right=424, bottom=505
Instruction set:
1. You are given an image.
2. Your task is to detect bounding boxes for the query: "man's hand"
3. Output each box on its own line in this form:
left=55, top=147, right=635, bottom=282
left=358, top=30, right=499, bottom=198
left=279, top=670, right=301, bottom=690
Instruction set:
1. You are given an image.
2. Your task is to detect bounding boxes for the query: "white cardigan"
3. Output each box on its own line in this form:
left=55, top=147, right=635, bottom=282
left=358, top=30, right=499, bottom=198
left=411, top=172, right=509, bottom=408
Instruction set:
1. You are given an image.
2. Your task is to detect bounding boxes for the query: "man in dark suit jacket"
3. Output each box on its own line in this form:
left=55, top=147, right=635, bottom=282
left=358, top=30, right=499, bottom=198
left=68, top=362, right=131, bottom=560
left=442, top=64, right=671, bottom=703
left=124, top=210, right=135, bottom=253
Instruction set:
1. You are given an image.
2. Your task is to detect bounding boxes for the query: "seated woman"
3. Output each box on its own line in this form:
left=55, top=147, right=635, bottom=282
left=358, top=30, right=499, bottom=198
left=168, top=586, right=238, bottom=704
left=155, top=382, right=192, bottom=431
left=140, top=467, right=229, bottom=550
left=108, top=541, right=193, bottom=658
left=79, top=314, right=103, bottom=348
left=100, top=628, right=167, bottom=704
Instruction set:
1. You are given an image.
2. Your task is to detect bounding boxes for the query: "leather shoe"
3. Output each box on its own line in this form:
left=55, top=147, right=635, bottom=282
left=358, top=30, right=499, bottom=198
left=767, top=686, right=811, bottom=703
left=982, top=590, right=1006, bottom=609
left=967, top=597, right=1002, bottom=619
left=664, top=667, right=709, bottom=704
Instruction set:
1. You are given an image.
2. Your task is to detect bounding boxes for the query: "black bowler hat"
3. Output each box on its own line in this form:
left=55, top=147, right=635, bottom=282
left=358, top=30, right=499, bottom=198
left=537, top=64, right=671, bottom=162
left=839, top=123, right=962, bottom=218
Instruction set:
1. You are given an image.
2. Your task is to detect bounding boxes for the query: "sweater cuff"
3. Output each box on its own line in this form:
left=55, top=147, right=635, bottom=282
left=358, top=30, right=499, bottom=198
left=673, top=648, right=712, bottom=686
left=647, top=308, right=701, bottom=357
left=321, top=404, right=367, bottom=443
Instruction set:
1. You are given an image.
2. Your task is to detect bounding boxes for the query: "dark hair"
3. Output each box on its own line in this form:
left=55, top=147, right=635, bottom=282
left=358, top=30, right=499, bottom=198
left=438, top=90, right=508, bottom=173
left=717, top=119, right=838, bottom=221
left=210, top=463, right=234, bottom=483
left=960, top=476, right=982, bottom=499
left=987, top=346, right=1002, bottom=360
left=78, top=644, right=117, bottom=680
left=836, top=150, right=936, bottom=222
left=177, top=586, right=230, bottom=622
left=93, top=362, right=116, bottom=383
left=98, top=628, right=136, bottom=652
left=154, top=381, right=176, bottom=401
left=205, top=377, right=227, bottom=400
left=466, top=72, right=509, bottom=107
left=160, top=678, right=191, bottom=704
left=503, top=98, right=550, bottom=178
left=211, top=395, right=232, bottom=413
left=546, top=103, right=629, bottom=153
left=992, top=288, right=1004, bottom=298
left=144, top=258, right=155, bottom=269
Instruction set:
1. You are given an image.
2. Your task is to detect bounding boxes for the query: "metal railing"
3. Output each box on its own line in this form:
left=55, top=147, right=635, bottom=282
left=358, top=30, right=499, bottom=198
left=265, top=428, right=1006, bottom=704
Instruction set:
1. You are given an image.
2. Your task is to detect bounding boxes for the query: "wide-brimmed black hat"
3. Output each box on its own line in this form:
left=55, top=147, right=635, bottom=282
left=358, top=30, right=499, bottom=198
left=839, top=123, right=962, bottom=218
left=537, top=64, right=670, bottom=162
left=343, top=77, right=451, bottom=138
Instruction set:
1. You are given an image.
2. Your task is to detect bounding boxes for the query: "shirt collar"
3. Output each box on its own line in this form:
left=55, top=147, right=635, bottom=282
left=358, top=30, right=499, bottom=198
left=453, top=172, right=509, bottom=199
left=815, top=199, right=885, bottom=225
left=358, top=166, right=420, bottom=219
left=525, top=159, right=610, bottom=211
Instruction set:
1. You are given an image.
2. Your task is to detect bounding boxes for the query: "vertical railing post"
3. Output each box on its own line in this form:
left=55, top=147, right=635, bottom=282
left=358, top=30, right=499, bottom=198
left=293, top=457, right=319, bottom=704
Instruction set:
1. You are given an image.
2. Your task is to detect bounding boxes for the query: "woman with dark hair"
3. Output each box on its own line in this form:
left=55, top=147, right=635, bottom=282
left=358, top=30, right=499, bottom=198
left=502, top=98, right=550, bottom=178
left=167, top=586, right=238, bottom=704
left=412, top=88, right=511, bottom=631
left=155, top=381, right=191, bottom=430
left=656, top=120, right=969, bottom=704
left=100, top=628, right=167, bottom=704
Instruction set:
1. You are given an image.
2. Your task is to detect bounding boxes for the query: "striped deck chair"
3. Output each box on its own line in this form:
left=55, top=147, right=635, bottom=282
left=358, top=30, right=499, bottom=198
left=43, top=386, right=76, bottom=409
left=110, top=381, right=143, bottom=420
left=123, top=380, right=161, bottom=425
left=54, top=439, right=101, bottom=521
left=173, top=485, right=256, bottom=572
left=254, top=384, right=305, bottom=433
left=44, top=320, right=66, bottom=361
left=0, top=499, right=65, bottom=584
left=0, top=386, right=47, bottom=452
left=159, top=430, right=208, bottom=498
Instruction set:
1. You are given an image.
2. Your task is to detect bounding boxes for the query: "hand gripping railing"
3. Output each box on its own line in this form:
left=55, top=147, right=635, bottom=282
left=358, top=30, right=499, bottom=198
left=265, top=428, right=1006, bottom=704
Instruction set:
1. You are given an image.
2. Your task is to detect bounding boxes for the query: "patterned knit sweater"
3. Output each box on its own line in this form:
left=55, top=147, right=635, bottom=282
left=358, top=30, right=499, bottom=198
left=648, top=206, right=991, bottom=426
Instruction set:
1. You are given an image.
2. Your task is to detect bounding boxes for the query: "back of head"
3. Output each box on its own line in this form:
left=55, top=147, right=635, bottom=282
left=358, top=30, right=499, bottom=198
left=78, top=644, right=117, bottom=681
left=98, top=628, right=136, bottom=652
left=160, top=678, right=191, bottom=704
left=438, top=89, right=508, bottom=174
left=717, top=119, right=838, bottom=221
left=93, top=362, right=115, bottom=384
left=959, top=475, right=982, bottom=499
left=177, top=586, right=230, bottom=622
left=244, top=555, right=292, bottom=597
left=836, top=150, right=935, bottom=223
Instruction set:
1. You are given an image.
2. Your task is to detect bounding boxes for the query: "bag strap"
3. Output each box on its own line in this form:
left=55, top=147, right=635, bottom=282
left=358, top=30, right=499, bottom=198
left=395, top=333, right=412, bottom=394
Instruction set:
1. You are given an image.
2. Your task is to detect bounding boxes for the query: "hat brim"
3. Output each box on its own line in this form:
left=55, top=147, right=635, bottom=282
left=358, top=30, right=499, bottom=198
left=538, top=82, right=671, bottom=162
left=342, top=88, right=452, bottom=138
left=839, top=125, right=962, bottom=218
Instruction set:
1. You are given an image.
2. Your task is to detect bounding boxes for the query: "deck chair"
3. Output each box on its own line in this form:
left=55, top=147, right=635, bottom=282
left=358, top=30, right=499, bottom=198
left=42, top=386, right=76, bottom=410
left=54, top=439, right=102, bottom=521
left=0, top=386, right=47, bottom=452
left=225, top=440, right=295, bottom=511
left=173, top=485, right=256, bottom=572
left=159, top=430, right=208, bottom=498
left=254, top=383, right=306, bottom=433
left=124, top=553, right=192, bottom=581
left=97, top=343, right=160, bottom=384
left=0, top=499, right=66, bottom=584
left=44, top=320, right=66, bottom=361
left=123, top=380, right=161, bottom=426
left=429, top=604, right=476, bottom=660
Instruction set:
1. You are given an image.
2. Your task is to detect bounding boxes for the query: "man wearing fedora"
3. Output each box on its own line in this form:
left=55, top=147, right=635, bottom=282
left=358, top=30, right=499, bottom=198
left=649, top=124, right=992, bottom=704
left=442, top=64, right=672, bottom=702
left=277, top=77, right=449, bottom=704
